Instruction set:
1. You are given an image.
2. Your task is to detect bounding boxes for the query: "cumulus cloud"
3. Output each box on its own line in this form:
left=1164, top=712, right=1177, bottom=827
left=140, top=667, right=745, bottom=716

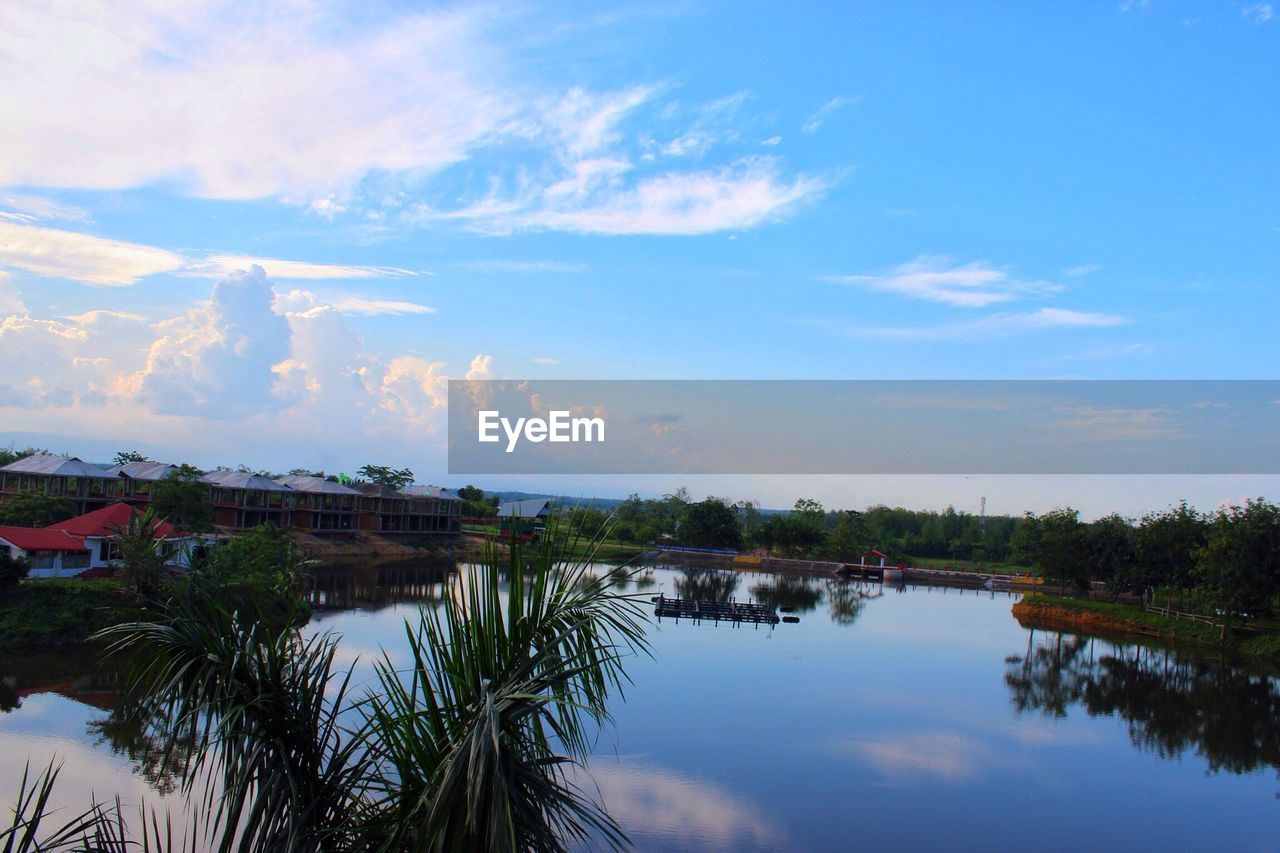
left=135, top=266, right=292, bottom=417
left=0, top=221, right=184, bottom=285
left=827, top=255, right=1061, bottom=308
left=465, top=355, right=495, bottom=380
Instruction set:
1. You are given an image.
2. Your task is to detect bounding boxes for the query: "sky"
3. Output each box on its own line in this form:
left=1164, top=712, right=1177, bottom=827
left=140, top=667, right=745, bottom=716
left=1, top=0, right=1277, bottom=518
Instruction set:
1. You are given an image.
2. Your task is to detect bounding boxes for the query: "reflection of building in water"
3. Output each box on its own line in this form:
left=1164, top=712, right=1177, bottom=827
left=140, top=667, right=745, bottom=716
left=307, top=560, right=458, bottom=611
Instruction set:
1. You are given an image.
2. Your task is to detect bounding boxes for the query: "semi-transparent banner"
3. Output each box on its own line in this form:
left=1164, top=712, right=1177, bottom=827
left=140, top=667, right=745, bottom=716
left=447, top=380, right=1280, bottom=475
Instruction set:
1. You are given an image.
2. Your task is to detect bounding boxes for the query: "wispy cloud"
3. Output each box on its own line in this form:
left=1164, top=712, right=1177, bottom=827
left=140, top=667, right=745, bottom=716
left=1118, top=0, right=1150, bottom=12
left=323, top=297, right=436, bottom=316
left=825, top=255, right=1061, bottom=308
left=860, top=307, right=1128, bottom=340
left=0, top=271, right=25, bottom=314
left=802, top=96, right=856, bottom=133
left=186, top=254, right=420, bottom=281
left=1243, top=3, right=1274, bottom=24
left=0, top=221, right=184, bottom=285
left=449, top=158, right=824, bottom=236
left=530, top=356, right=559, bottom=365
left=454, top=260, right=587, bottom=274
left=1062, top=262, right=1100, bottom=277
left=0, top=194, right=91, bottom=224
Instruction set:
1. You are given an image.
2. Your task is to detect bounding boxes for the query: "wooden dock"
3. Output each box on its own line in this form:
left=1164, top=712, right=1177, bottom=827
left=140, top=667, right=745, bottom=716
left=653, top=594, right=781, bottom=626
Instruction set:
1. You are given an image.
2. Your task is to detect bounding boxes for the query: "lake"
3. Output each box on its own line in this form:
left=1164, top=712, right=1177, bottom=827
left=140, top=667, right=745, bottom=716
left=2, top=562, right=1278, bottom=851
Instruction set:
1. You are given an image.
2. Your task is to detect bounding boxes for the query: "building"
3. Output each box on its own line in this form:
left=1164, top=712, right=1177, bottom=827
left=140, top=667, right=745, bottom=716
left=0, top=454, right=126, bottom=514
left=0, top=502, right=198, bottom=578
left=497, top=498, right=552, bottom=536
left=202, top=470, right=296, bottom=529
left=0, top=526, right=92, bottom=578
left=0, top=453, right=464, bottom=537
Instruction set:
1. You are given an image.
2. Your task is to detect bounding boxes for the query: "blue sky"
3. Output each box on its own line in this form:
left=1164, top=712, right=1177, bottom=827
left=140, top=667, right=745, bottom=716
left=0, top=1, right=1276, bottom=516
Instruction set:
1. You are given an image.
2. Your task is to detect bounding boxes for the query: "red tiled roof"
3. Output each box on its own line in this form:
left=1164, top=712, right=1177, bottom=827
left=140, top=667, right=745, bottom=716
left=861, top=548, right=888, bottom=558
left=0, top=525, right=89, bottom=552
left=45, top=502, right=176, bottom=538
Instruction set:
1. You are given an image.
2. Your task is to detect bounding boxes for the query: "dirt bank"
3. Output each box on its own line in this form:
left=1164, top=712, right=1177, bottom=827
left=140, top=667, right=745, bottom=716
left=1011, top=598, right=1170, bottom=640
left=288, top=530, right=481, bottom=562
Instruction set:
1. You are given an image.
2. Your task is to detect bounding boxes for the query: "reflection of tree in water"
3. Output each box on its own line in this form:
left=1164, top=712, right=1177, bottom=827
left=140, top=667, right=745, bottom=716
left=0, top=678, right=18, bottom=712
left=90, top=701, right=195, bottom=796
left=751, top=575, right=823, bottom=613
left=633, top=571, right=657, bottom=590
left=1006, top=631, right=1280, bottom=775
left=307, top=561, right=456, bottom=610
left=674, top=569, right=740, bottom=602
left=825, top=580, right=871, bottom=626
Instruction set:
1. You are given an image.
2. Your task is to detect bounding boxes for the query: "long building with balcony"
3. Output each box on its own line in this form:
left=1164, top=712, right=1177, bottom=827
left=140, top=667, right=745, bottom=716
left=0, top=454, right=462, bottom=535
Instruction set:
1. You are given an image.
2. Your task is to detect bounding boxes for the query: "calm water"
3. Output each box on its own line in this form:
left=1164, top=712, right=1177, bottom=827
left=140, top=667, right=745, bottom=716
left=2, top=563, right=1278, bottom=851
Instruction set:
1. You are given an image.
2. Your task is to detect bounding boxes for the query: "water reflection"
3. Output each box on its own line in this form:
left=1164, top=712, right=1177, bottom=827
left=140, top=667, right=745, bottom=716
left=305, top=559, right=456, bottom=611
left=1006, top=631, right=1280, bottom=775
left=750, top=575, right=822, bottom=613
left=673, top=569, right=740, bottom=602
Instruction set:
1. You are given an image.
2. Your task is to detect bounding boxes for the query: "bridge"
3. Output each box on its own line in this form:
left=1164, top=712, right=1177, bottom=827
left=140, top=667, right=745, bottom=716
left=652, top=594, right=781, bottom=626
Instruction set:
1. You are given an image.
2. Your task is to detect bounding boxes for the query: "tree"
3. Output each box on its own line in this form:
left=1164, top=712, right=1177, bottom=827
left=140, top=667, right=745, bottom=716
left=1087, top=513, right=1136, bottom=594
left=0, top=551, right=30, bottom=596
left=0, top=444, right=47, bottom=467
left=113, top=450, right=151, bottom=465
left=1133, top=501, right=1204, bottom=610
left=1036, top=507, right=1086, bottom=594
left=824, top=510, right=870, bottom=562
left=456, top=485, right=498, bottom=518
left=357, top=464, right=414, bottom=489
left=111, top=507, right=167, bottom=596
left=679, top=498, right=742, bottom=549
left=151, top=465, right=215, bottom=533
left=0, top=492, right=76, bottom=527
left=1196, top=499, right=1280, bottom=623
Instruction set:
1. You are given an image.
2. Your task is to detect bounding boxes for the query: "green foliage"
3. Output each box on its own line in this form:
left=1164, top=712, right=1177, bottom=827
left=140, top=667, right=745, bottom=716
left=0, top=551, right=30, bottom=595
left=458, top=484, right=500, bottom=517
left=1087, top=513, right=1136, bottom=590
left=1196, top=499, right=1280, bottom=620
left=113, top=450, right=151, bottom=465
left=824, top=510, right=870, bottom=562
left=0, top=444, right=47, bottom=468
left=150, top=465, right=214, bottom=533
left=192, top=524, right=311, bottom=594
left=111, top=507, right=168, bottom=597
left=1034, top=507, right=1087, bottom=593
left=357, top=464, right=414, bottom=489
left=44, top=513, right=650, bottom=851
left=0, top=492, right=76, bottom=528
left=0, top=580, right=141, bottom=649
left=751, top=499, right=826, bottom=557
left=1132, top=501, right=1205, bottom=599
left=678, top=497, right=741, bottom=549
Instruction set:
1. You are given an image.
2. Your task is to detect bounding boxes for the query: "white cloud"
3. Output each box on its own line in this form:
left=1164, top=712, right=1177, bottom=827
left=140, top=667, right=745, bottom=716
left=802, top=96, right=855, bottom=133
left=1242, top=3, right=1273, bottom=24
left=827, top=255, right=1062, bottom=308
left=862, top=307, right=1128, bottom=340
left=465, top=157, right=824, bottom=236
left=760, top=135, right=782, bottom=146
left=455, top=260, right=587, bottom=274
left=0, top=221, right=184, bottom=285
left=0, top=193, right=91, bottom=224
left=0, top=2, right=515, bottom=199
left=323, top=297, right=435, bottom=316
left=465, top=354, right=494, bottom=380
left=1062, top=263, right=1101, bottom=277
left=1119, top=0, right=1150, bottom=12
left=0, top=271, right=25, bottom=314
left=135, top=266, right=292, bottom=417
left=186, top=254, right=419, bottom=281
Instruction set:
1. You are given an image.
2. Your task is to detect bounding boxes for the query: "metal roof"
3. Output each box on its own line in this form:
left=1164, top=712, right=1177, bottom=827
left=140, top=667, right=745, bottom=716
left=202, top=470, right=296, bottom=492
left=497, top=498, right=552, bottom=519
left=0, top=526, right=89, bottom=552
left=0, top=454, right=120, bottom=479
left=45, top=502, right=177, bottom=538
left=400, top=485, right=463, bottom=501
left=105, top=461, right=180, bottom=481
left=273, top=475, right=362, bottom=495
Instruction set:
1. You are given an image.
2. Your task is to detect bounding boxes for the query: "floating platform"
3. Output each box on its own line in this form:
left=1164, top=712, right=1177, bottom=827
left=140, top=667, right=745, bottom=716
left=652, top=594, right=781, bottom=626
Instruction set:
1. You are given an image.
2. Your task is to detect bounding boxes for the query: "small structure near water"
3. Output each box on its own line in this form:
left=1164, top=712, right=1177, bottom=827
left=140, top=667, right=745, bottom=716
left=652, top=594, right=782, bottom=626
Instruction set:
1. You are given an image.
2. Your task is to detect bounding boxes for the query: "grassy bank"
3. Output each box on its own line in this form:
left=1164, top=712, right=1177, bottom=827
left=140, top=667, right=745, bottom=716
left=0, top=580, right=144, bottom=650
left=1013, top=594, right=1280, bottom=663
